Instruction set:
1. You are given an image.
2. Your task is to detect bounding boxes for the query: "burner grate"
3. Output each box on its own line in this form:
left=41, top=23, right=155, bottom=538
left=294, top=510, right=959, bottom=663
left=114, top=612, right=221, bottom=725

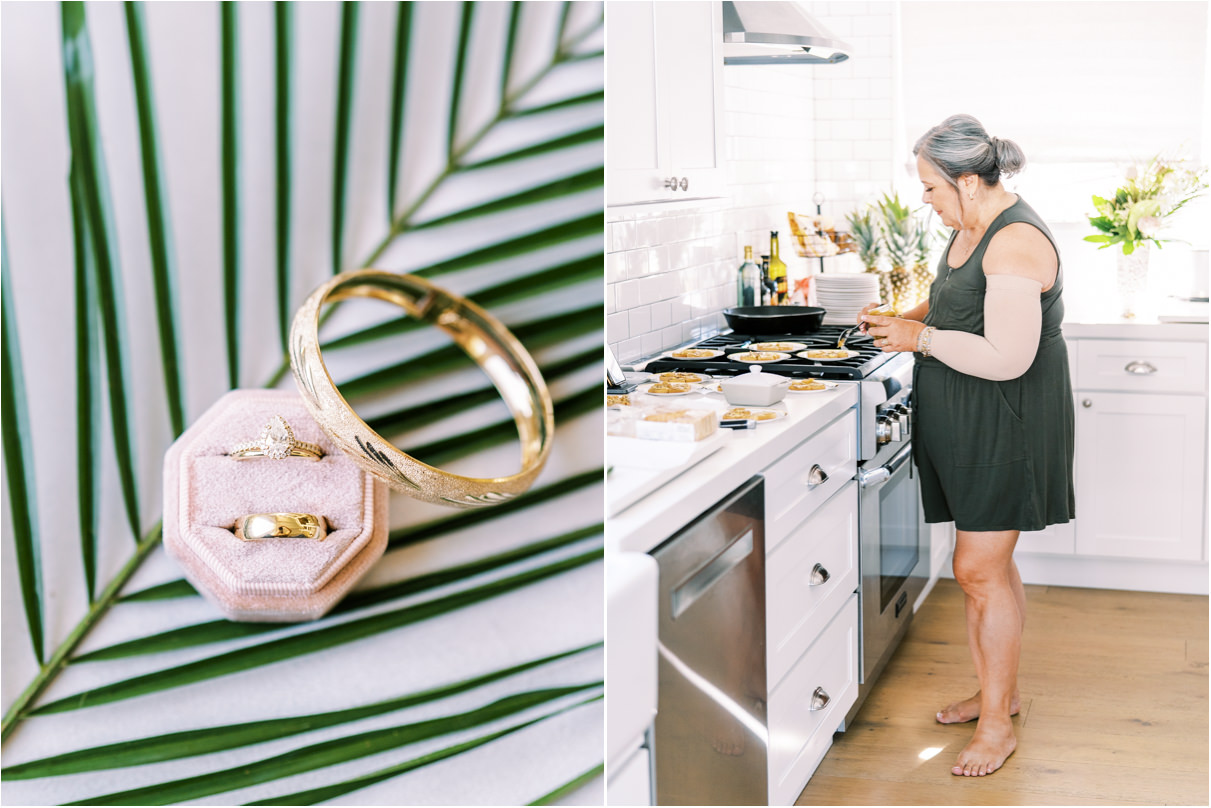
left=645, top=326, right=894, bottom=380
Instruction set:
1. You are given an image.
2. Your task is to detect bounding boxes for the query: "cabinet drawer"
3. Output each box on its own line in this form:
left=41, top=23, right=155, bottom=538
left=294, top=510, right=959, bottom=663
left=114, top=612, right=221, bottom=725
left=767, top=595, right=858, bottom=806
left=1077, top=339, right=1207, bottom=394
left=766, top=483, right=858, bottom=689
left=764, top=411, right=857, bottom=553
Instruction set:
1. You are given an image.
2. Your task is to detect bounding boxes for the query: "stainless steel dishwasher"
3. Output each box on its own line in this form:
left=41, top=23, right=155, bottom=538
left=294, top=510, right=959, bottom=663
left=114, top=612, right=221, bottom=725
left=649, top=476, right=767, bottom=806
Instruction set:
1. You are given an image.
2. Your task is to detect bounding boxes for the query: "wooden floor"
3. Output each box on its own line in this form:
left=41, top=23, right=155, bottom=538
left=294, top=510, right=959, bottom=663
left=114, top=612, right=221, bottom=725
left=796, top=579, right=1209, bottom=806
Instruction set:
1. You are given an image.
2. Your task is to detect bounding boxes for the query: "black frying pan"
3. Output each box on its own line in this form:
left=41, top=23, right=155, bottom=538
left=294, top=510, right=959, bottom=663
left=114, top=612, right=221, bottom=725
left=723, top=306, right=826, bottom=335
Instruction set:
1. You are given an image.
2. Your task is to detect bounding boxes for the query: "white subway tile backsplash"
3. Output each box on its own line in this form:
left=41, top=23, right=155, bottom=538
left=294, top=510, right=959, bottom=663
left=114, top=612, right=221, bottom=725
left=606, top=252, right=627, bottom=284
left=625, top=248, right=648, bottom=279
left=618, top=336, right=642, bottom=363
left=816, top=98, right=854, bottom=120
left=640, top=331, right=664, bottom=358
left=661, top=325, right=682, bottom=349
left=607, top=311, right=629, bottom=341
left=616, top=279, right=640, bottom=310
left=854, top=140, right=889, bottom=161
left=605, top=285, right=616, bottom=315
left=638, top=275, right=664, bottom=305
left=832, top=118, right=871, bottom=140
left=650, top=300, right=672, bottom=331
left=647, top=244, right=669, bottom=276
left=628, top=306, right=652, bottom=336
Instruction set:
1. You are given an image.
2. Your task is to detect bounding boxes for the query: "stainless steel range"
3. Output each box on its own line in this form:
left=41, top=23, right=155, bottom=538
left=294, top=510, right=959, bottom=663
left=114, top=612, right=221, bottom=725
left=641, top=323, right=929, bottom=730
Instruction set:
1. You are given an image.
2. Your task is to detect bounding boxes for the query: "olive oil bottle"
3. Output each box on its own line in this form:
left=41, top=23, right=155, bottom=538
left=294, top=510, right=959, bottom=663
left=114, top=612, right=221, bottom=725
left=737, top=246, right=760, bottom=306
left=769, top=230, right=788, bottom=304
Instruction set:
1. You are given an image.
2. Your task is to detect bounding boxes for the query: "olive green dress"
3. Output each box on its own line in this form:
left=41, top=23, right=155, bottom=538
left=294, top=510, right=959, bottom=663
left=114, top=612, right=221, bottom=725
left=912, top=197, right=1075, bottom=532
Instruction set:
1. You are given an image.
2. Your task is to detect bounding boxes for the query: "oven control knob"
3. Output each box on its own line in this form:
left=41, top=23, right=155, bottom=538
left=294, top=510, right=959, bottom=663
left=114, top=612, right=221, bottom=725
left=887, top=412, right=904, bottom=442
left=892, top=404, right=911, bottom=436
left=875, top=415, right=892, bottom=445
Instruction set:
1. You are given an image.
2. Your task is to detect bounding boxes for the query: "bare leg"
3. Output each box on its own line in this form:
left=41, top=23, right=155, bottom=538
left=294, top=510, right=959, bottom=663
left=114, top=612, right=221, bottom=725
left=937, top=557, right=1025, bottom=723
left=948, top=529, right=1021, bottom=776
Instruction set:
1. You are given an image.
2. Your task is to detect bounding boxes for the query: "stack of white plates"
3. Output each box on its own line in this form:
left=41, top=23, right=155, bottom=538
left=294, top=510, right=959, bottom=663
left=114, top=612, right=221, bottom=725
left=815, top=273, right=882, bottom=325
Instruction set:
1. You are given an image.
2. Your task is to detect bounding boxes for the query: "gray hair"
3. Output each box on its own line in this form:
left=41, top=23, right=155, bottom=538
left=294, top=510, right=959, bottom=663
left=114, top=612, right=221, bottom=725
left=913, top=114, right=1026, bottom=189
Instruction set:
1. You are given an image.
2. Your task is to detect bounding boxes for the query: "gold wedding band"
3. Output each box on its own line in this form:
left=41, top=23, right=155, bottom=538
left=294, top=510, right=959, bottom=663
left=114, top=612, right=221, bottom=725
left=289, top=270, right=554, bottom=509
left=230, top=415, right=324, bottom=461
left=234, top=512, right=327, bottom=541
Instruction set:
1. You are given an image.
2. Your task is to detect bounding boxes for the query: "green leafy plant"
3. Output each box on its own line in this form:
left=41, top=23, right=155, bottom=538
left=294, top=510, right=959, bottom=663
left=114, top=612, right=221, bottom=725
left=1, top=1, right=604, bottom=804
left=1085, top=155, right=1208, bottom=254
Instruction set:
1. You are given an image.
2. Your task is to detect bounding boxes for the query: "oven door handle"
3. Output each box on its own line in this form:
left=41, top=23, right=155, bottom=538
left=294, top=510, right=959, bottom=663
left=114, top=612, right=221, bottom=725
left=857, top=443, right=914, bottom=489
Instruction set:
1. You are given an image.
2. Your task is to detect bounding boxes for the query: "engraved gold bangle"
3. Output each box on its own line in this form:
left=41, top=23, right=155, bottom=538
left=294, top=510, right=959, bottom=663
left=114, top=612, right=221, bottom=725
left=234, top=512, right=327, bottom=541
left=289, top=270, right=555, bottom=508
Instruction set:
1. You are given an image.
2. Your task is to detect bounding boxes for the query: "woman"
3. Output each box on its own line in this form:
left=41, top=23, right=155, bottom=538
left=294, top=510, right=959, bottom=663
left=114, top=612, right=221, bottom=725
left=859, top=114, right=1075, bottom=778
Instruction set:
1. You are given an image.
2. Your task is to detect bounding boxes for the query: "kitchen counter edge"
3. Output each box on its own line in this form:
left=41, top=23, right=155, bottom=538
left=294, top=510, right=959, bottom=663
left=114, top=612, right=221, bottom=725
left=606, top=386, right=860, bottom=555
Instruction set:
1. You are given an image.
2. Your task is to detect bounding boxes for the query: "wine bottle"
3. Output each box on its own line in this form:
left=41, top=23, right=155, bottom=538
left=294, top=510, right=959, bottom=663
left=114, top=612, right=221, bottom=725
left=760, top=255, right=771, bottom=305
left=769, top=230, right=788, bottom=305
left=737, top=246, right=760, bottom=306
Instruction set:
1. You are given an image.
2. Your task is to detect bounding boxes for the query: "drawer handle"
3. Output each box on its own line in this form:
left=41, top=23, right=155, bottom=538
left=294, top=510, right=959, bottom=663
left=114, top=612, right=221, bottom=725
left=1125, top=360, right=1157, bottom=375
left=810, top=686, right=830, bottom=712
left=806, top=464, right=829, bottom=489
left=808, top=563, right=830, bottom=586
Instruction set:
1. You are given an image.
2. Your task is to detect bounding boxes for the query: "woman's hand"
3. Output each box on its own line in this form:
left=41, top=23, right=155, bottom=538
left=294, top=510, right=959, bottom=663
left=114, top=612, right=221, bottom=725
left=862, top=314, right=927, bottom=353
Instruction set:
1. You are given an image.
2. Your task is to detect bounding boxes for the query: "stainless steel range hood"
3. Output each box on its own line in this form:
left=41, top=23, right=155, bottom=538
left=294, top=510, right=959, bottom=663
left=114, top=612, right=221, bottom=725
left=722, top=1, right=850, bottom=65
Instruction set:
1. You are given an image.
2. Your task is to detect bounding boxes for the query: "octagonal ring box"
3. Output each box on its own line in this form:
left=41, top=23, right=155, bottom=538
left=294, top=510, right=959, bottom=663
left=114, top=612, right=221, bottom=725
left=163, top=389, right=389, bottom=622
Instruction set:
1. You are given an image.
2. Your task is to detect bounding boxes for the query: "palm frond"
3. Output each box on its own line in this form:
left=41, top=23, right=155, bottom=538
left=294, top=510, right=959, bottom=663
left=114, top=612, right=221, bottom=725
left=386, top=1, right=412, bottom=219
left=331, top=1, right=359, bottom=275
left=60, top=0, right=142, bottom=538
left=4, top=643, right=598, bottom=779
left=220, top=1, right=240, bottom=388
left=123, top=1, right=186, bottom=436
left=275, top=1, right=294, bottom=352
left=1, top=219, right=45, bottom=663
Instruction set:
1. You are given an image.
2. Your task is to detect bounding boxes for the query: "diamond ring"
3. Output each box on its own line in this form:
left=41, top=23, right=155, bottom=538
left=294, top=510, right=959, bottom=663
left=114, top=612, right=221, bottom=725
left=233, top=512, right=327, bottom=541
left=230, top=415, right=324, bottom=461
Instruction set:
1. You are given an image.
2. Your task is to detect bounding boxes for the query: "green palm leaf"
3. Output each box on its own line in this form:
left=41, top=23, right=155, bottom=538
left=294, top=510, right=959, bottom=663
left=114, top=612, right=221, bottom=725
left=124, top=1, right=186, bottom=436
left=68, top=687, right=600, bottom=805
left=1, top=219, right=45, bottom=663
left=2, top=2, right=603, bottom=801
left=60, top=0, right=142, bottom=538
left=69, top=168, right=102, bottom=604
left=274, top=1, right=294, bottom=352
left=247, top=695, right=603, bottom=807
left=531, top=762, right=606, bottom=805
left=4, top=643, right=598, bottom=779
left=220, top=1, right=240, bottom=388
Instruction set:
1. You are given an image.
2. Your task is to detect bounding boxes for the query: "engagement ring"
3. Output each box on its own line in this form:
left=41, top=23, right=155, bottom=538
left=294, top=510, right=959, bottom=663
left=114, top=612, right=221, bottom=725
left=230, top=415, right=324, bottom=461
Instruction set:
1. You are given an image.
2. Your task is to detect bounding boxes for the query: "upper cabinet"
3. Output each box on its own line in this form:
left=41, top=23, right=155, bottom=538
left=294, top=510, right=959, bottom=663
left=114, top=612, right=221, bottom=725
left=606, top=1, right=726, bottom=207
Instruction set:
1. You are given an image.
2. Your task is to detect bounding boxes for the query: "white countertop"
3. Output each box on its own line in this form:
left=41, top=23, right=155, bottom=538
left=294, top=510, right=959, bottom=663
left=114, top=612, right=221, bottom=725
left=606, top=385, right=859, bottom=555
left=1063, top=300, right=1209, bottom=339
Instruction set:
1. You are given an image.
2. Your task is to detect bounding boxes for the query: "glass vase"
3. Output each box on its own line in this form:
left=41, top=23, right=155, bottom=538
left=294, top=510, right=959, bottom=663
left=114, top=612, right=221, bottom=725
left=1116, top=243, right=1150, bottom=319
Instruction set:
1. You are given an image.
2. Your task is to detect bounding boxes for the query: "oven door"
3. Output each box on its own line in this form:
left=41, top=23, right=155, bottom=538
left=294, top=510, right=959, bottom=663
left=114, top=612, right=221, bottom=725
left=857, top=442, right=926, bottom=684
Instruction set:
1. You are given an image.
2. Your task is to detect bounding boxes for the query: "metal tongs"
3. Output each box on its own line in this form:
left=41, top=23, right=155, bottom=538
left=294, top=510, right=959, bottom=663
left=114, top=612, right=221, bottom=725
left=836, top=325, right=861, bottom=349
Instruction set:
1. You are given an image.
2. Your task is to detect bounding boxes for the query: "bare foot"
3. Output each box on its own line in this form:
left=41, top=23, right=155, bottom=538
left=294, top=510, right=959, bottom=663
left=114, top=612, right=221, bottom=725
left=951, top=717, right=1016, bottom=776
left=936, top=690, right=1020, bottom=724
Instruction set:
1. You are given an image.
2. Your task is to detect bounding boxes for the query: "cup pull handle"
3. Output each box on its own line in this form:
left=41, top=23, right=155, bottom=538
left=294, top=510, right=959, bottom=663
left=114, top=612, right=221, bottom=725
left=808, top=563, right=830, bottom=586
left=810, top=686, right=830, bottom=711
left=807, top=464, right=828, bottom=489
left=1125, top=360, right=1157, bottom=375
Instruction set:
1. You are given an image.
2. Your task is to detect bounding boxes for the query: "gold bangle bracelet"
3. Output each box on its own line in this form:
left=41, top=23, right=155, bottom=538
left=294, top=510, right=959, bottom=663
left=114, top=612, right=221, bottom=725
left=234, top=512, right=327, bottom=541
left=289, top=270, right=554, bottom=508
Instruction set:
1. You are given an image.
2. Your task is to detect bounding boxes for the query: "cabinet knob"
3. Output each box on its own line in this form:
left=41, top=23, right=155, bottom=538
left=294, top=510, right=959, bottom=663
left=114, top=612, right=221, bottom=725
left=664, top=177, right=679, bottom=190
left=806, top=464, right=829, bottom=489
left=1125, top=360, right=1158, bottom=375
left=1082, top=399, right=1092, bottom=408
left=808, top=562, right=830, bottom=586
left=810, top=686, right=831, bottom=712
left=679, top=177, right=689, bottom=191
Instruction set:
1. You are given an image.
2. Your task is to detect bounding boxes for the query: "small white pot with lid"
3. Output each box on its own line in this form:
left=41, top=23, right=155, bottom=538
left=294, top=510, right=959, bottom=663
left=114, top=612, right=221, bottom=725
left=719, top=365, right=790, bottom=406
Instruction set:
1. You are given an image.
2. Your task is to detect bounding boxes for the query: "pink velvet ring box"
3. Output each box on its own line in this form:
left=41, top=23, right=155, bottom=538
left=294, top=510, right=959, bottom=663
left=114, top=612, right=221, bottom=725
left=163, top=389, right=389, bottom=622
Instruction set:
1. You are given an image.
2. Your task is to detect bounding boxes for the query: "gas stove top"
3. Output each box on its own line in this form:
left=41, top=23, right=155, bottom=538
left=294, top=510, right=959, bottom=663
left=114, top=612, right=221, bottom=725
left=644, top=325, right=897, bottom=380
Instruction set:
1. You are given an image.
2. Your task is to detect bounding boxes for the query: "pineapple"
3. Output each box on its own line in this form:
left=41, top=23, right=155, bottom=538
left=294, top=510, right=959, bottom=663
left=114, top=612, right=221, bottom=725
left=911, top=218, right=941, bottom=309
left=878, top=192, right=915, bottom=311
left=846, top=207, right=892, bottom=305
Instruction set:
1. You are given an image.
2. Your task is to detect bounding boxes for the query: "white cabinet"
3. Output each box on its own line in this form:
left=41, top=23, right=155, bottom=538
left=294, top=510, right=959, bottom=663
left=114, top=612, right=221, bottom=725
left=761, top=409, right=859, bottom=805
left=1017, top=335, right=1208, bottom=591
left=605, top=1, right=726, bottom=206
left=1075, top=390, right=1206, bottom=561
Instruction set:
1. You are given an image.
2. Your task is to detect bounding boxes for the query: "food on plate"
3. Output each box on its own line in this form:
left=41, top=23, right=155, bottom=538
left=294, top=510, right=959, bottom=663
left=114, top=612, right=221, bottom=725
left=789, top=379, right=828, bottom=391
left=670, top=348, right=717, bottom=359
left=748, top=342, right=802, bottom=352
left=732, top=352, right=783, bottom=362
left=657, top=372, right=706, bottom=383
left=646, top=382, right=693, bottom=394
left=606, top=394, right=631, bottom=407
left=806, top=349, right=854, bottom=360
left=723, top=407, right=779, bottom=421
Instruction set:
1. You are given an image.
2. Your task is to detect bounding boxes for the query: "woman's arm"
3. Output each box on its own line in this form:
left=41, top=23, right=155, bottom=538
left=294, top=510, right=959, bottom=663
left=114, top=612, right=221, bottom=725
left=899, top=299, right=929, bottom=322
left=924, top=223, right=1056, bottom=381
